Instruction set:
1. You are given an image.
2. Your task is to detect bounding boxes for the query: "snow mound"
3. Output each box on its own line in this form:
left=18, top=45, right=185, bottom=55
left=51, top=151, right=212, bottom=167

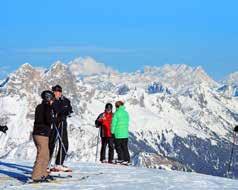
left=1, top=160, right=238, bottom=190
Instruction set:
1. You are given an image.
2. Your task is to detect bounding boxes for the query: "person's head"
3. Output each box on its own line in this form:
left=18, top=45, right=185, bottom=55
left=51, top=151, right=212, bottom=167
left=52, top=85, right=62, bottom=99
left=105, top=103, right=113, bottom=113
left=115, top=101, right=124, bottom=109
left=41, top=90, right=55, bottom=105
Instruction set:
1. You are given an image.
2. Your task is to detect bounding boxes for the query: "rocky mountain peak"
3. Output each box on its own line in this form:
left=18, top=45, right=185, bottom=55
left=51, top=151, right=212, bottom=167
left=222, top=71, right=238, bottom=86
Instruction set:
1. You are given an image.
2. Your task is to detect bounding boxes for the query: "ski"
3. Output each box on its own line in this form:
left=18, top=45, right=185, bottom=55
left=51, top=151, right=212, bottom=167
left=50, top=171, right=72, bottom=178
left=100, top=161, right=131, bottom=166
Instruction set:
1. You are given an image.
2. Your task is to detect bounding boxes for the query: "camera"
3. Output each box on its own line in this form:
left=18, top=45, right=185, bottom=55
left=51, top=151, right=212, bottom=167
left=0, top=125, right=8, bottom=134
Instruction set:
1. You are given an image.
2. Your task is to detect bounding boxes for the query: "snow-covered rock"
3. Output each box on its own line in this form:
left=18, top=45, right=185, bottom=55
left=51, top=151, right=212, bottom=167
left=147, top=82, right=171, bottom=94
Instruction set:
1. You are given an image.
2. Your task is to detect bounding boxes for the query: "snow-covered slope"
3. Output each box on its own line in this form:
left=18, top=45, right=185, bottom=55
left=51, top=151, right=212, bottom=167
left=1, top=160, right=238, bottom=190
left=0, top=59, right=238, bottom=178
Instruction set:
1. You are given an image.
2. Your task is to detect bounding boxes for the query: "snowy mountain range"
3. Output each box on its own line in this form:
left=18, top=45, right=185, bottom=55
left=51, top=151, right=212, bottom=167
left=0, top=57, right=238, bottom=178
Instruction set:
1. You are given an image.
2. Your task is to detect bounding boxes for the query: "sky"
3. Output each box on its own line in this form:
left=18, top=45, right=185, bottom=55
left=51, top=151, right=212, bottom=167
left=0, top=0, right=238, bottom=80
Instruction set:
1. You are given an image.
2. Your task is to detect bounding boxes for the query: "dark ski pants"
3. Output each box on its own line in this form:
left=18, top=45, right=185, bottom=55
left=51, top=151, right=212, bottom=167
left=100, top=137, right=114, bottom=161
left=115, top=138, right=130, bottom=162
left=32, top=135, right=49, bottom=180
left=49, top=121, right=68, bottom=165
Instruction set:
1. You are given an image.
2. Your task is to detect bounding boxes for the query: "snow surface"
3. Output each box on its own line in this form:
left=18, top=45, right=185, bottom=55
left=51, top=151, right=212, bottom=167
left=0, top=160, right=238, bottom=190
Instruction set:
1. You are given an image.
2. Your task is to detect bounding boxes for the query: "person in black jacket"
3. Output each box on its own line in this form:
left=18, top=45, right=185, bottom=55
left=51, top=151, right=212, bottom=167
left=49, top=85, right=73, bottom=172
left=32, top=90, right=55, bottom=183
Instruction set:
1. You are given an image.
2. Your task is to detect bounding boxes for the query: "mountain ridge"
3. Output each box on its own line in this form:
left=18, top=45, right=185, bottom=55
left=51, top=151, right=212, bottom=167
left=0, top=58, right=237, bottom=178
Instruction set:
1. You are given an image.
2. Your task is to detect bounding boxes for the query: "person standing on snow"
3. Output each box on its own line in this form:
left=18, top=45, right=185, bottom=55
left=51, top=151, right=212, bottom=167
left=95, top=103, right=114, bottom=163
left=32, top=90, right=55, bottom=183
left=111, top=101, right=130, bottom=165
left=49, top=85, right=73, bottom=172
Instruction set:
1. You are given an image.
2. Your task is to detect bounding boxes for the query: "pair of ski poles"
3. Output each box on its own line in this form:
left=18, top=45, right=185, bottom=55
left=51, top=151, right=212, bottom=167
left=48, top=113, right=68, bottom=168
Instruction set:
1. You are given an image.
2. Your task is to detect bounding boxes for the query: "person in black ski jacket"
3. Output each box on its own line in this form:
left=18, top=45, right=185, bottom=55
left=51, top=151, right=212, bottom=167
left=49, top=85, right=73, bottom=172
left=32, top=90, right=55, bottom=183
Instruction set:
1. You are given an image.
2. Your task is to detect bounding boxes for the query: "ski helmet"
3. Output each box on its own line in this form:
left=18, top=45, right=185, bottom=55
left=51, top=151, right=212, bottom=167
left=105, top=103, right=113, bottom=111
left=41, top=90, right=54, bottom=102
left=52, top=85, right=62, bottom=92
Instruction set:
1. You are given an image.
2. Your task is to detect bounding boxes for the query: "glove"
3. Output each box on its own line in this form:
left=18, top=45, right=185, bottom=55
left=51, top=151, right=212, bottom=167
left=0, top=125, right=8, bottom=134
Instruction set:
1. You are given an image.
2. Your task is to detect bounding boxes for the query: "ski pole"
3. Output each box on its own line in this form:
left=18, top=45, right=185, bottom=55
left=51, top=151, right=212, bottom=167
left=48, top=123, right=61, bottom=168
left=95, top=128, right=100, bottom=162
left=51, top=111, right=68, bottom=156
left=53, top=121, right=68, bottom=156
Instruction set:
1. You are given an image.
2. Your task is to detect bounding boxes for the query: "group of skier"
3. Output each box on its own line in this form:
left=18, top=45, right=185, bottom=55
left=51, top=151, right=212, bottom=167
left=31, top=85, right=130, bottom=183
left=95, top=101, right=130, bottom=165
left=32, top=85, right=72, bottom=183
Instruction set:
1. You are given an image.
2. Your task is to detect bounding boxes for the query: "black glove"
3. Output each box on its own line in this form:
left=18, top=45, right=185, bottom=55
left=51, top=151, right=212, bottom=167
left=0, top=125, right=8, bottom=133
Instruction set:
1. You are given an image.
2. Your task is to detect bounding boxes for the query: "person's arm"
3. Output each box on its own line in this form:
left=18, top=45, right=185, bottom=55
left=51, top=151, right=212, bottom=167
left=65, top=98, right=73, bottom=115
left=61, top=97, right=73, bottom=116
left=95, top=113, right=104, bottom=128
left=111, top=113, right=118, bottom=135
left=34, top=105, right=46, bottom=128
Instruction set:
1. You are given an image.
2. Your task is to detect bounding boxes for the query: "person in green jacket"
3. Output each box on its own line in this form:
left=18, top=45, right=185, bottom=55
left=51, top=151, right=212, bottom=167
left=111, top=101, right=130, bottom=164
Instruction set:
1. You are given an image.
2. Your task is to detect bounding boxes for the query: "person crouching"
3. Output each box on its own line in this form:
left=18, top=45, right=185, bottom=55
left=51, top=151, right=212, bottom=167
left=32, top=90, right=55, bottom=183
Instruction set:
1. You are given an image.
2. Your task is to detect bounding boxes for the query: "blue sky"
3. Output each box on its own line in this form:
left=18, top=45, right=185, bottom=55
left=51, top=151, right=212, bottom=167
left=0, top=0, right=238, bottom=80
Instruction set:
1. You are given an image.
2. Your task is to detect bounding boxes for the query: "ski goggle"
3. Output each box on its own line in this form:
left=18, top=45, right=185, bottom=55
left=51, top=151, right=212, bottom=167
left=44, top=92, right=54, bottom=102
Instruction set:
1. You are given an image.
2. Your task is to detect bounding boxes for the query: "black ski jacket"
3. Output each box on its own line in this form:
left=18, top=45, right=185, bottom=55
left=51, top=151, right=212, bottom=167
left=33, top=101, right=53, bottom=137
left=52, top=96, right=73, bottom=123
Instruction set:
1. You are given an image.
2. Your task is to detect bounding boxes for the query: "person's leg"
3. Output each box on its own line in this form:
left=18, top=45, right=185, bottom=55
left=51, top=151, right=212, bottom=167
left=48, top=128, right=57, bottom=162
left=56, top=122, right=69, bottom=165
left=60, top=122, right=69, bottom=165
left=100, top=137, right=107, bottom=161
left=115, top=139, right=123, bottom=161
left=121, top=138, right=130, bottom=162
left=32, top=135, right=49, bottom=180
left=108, top=137, right=114, bottom=162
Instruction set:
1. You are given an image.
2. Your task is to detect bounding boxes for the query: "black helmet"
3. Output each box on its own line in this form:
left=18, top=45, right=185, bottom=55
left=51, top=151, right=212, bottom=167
left=52, top=85, right=62, bottom=92
left=41, top=90, right=54, bottom=102
left=105, top=103, right=113, bottom=110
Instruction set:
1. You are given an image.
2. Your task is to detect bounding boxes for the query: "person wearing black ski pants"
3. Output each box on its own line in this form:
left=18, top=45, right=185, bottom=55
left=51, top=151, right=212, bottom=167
left=100, top=137, right=114, bottom=162
left=49, top=119, right=68, bottom=165
left=49, top=85, right=72, bottom=168
left=95, top=103, right=114, bottom=163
